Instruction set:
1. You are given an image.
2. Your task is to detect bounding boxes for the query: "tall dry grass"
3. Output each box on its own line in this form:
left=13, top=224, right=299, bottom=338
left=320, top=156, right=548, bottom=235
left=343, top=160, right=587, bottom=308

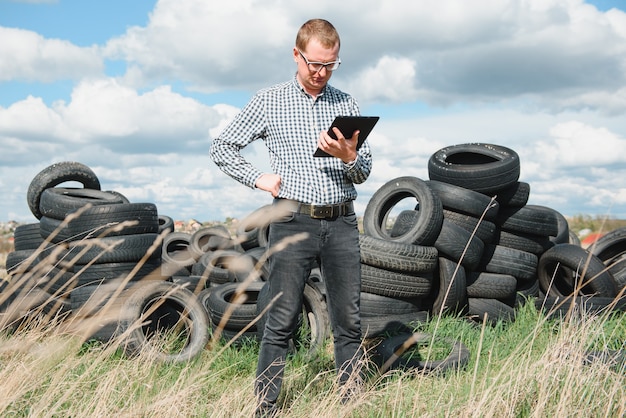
left=0, top=297, right=624, bottom=417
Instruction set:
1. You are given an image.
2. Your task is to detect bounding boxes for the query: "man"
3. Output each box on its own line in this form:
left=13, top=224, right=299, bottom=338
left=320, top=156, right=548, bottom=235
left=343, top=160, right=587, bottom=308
left=210, top=18, right=372, bottom=416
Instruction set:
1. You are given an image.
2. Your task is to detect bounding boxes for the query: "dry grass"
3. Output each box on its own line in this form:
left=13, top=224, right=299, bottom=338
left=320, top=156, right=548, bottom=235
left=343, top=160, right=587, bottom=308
left=0, top=297, right=623, bottom=417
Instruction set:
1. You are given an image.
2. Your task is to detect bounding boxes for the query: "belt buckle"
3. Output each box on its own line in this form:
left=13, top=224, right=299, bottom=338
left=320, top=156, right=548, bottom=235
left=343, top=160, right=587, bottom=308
left=310, top=205, right=334, bottom=219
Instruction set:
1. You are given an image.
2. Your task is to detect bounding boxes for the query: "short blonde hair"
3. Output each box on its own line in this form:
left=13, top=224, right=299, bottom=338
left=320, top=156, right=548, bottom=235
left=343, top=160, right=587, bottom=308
left=295, top=19, right=340, bottom=52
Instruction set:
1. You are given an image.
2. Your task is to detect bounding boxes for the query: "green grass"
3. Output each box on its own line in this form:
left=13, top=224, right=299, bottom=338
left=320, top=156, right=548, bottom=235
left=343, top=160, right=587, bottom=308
left=0, top=299, right=623, bottom=417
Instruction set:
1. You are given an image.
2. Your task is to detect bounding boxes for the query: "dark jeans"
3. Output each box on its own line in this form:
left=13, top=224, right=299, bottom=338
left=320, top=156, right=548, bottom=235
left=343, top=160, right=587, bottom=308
left=254, top=208, right=363, bottom=408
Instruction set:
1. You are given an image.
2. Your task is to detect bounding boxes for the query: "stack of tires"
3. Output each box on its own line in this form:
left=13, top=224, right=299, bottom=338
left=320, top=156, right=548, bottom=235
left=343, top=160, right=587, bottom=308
left=360, top=143, right=624, bottom=332
left=165, top=205, right=330, bottom=350
left=1, top=162, right=210, bottom=363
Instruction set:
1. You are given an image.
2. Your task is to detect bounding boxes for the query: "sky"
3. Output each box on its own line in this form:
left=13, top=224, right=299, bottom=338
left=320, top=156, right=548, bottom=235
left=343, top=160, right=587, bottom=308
left=1, top=0, right=626, bottom=224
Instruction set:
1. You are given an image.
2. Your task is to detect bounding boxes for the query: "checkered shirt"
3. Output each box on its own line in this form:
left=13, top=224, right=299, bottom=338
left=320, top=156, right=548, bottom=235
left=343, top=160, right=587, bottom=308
left=210, top=75, right=373, bottom=205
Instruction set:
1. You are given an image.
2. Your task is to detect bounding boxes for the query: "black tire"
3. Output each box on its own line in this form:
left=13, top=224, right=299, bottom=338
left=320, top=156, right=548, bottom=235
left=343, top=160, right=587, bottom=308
left=590, top=227, right=626, bottom=265
left=236, top=204, right=273, bottom=251
left=161, top=232, right=195, bottom=276
left=69, top=281, right=132, bottom=313
left=27, top=161, right=101, bottom=220
left=5, top=249, right=40, bottom=274
left=430, top=257, right=468, bottom=316
left=360, top=292, right=426, bottom=317
left=361, top=311, right=429, bottom=338
left=39, top=187, right=127, bottom=220
left=72, top=260, right=163, bottom=286
left=206, top=281, right=264, bottom=330
left=493, top=229, right=555, bottom=255
left=608, top=255, right=626, bottom=291
left=374, top=332, right=470, bottom=374
left=496, top=205, right=559, bottom=237
left=546, top=206, right=570, bottom=245
left=190, top=225, right=239, bottom=258
left=363, top=176, right=443, bottom=246
left=442, top=209, right=497, bottom=244
left=39, top=216, right=73, bottom=244
left=479, top=244, right=538, bottom=282
left=468, top=297, right=516, bottom=324
left=426, top=180, right=499, bottom=220
left=66, top=233, right=161, bottom=264
left=66, top=203, right=159, bottom=240
left=359, top=234, right=438, bottom=274
left=434, top=219, right=484, bottom=270
left=360, top=263, right=432, bottom=298
left=119, top=281, right=210, bottom=362
left=13, top=223, right=44, bottom=251
left=466, top=272, right=518, bottom=299
left=486, top=181, right=530, bottom=208
left=195, top=250, right=259, bottom=285
left=428, top=143, right=520, bottom=194
left=537, top=244, right=617, bottom=298
left=158, top=215, right=175, bottom=234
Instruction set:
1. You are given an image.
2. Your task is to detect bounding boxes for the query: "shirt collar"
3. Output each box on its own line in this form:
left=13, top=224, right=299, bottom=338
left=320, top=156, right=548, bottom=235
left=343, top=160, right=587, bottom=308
left=292, top=73, right=327, bottom=98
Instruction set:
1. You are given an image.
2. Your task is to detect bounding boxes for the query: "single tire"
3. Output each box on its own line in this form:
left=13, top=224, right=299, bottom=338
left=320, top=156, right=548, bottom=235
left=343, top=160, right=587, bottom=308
left=537, top=244, right=617, bottom=298
left=360, top=263, right=432, bottom=298
left=496, top=205, right=559, bottom=237
left=426, top=180, right=499, bottom=220
left=119, top=281, right=210, bottom=362
left=236, top=204, right=273, bottom=251
left=430, top=257, right=468, bottom=316
left=360, top=292, right=426, bottom=317
left=27, top=161, right=101, bottom=219
left=361, top=311, right=429, bottom=338
left=428, top=143, right=520, bottom=194
left=494, top=229, right=555, bottom=255
left=158, top=215, right=175, bottom=234
left=207, top=281, right=264, bottom=330
left=72, top=260, right=163, bottom=286
left=359, top=234, right=438, bottom=274
left=486, top=181, right=530, bottom=208
left=66, top=203, right=159, bottom=240
left=66, top=233, right=162, bottom=264
left=374, top=332, right=470, bottom=374
left=196, top=250, right=258, bottom=285
left=442, top=209, right=497, bottom=244
left=363, top=176, right=443, bottom=245
left=434, top=219, right=484, bottom=270
left=39, top=187, right=127, bottom=220
left=468, top=297, right=516, bottom=324
left=590, top=227, right=626, bottom=265
left=13, top=223, right=44, bottom=251
left=5, top=249, right=39, bottom=274
left=466, top=272, right=518, bottom=299
left=161, top=232, right=195, bottom=276
left=190, top=225, right=238, bottom=258
left=479, top=244, right=538, bottom=282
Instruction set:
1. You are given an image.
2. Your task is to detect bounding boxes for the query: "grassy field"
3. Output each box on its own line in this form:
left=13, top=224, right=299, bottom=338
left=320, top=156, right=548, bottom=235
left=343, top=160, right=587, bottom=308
left=0, top=288, right=624, bottom=417
left=0, top=216, right=625, bottom=417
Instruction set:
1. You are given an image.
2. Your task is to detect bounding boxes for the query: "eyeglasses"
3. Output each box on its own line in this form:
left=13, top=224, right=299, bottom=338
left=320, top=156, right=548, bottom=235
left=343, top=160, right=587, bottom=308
left=297, top=49, right=341, bottom=73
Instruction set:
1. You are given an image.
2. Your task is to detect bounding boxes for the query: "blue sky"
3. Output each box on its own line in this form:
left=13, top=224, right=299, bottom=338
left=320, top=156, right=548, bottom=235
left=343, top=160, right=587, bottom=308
left=1, top=0, right=625, bottom=223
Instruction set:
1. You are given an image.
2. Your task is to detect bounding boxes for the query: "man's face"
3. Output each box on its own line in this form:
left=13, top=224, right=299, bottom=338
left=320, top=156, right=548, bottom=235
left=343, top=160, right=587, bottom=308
left=294, top=38, right=340, bottom=96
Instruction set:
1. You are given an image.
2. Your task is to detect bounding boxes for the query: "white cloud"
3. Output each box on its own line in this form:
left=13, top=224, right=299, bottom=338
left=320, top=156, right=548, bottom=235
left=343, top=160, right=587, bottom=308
left=2, top=0, right=626, bottom=222
left=0, top=27, right=102, bottom=82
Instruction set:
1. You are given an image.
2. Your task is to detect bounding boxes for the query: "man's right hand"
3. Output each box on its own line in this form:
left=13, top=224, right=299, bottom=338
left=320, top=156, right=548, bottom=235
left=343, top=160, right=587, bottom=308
left=255, top=173, right=282, bottom=197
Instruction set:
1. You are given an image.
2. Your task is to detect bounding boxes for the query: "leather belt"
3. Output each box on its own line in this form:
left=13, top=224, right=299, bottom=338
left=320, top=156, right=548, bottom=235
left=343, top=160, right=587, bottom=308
left=280, top=199, right=354, bottom=219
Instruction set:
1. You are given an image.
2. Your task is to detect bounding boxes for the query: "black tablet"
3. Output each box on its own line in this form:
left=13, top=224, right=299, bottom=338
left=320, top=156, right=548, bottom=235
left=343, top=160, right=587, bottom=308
left=313, top=115, right=379, bottom=157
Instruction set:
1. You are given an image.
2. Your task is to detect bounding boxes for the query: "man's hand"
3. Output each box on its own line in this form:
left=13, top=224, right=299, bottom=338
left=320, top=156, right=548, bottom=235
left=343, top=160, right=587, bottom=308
left=317, top=127, right=359, bottom=163
left=255, top=173, right=282, bottom=197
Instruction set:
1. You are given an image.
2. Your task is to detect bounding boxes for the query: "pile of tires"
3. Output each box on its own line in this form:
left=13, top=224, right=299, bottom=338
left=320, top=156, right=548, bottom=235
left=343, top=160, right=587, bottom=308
left=361, top=143, right=625, bottom=333
left=1, top=162, right=209, bottom=362
left=164, top=205, right=331, bottom=350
